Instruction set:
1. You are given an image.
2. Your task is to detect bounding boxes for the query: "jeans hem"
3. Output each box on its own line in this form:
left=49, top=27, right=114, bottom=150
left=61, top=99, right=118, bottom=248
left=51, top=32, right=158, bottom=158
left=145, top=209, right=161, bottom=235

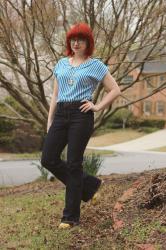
left=82, top=178, right=102, bottom=202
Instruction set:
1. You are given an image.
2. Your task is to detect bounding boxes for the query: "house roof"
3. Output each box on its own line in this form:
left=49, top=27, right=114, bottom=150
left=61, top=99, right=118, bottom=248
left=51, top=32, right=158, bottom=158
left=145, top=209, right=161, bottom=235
left=142, top=61, right=166, bottom=74
left=128, top=44, right=166, bottom=74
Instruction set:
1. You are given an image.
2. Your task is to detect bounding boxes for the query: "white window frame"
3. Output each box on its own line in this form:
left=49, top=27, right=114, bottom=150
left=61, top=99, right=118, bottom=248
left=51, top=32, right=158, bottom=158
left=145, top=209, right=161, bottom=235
left=122, top=75, right=133, bottom=84
left=156, top=101, right=165, bottom=115
left=143, top=101, right=152, bottom=116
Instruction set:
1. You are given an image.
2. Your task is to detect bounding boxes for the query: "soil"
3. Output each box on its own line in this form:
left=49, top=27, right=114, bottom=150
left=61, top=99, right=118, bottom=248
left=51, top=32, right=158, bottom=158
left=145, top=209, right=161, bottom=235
left=118, top=169, right=166, bottom=249
left=70, top=169, right=166, bottom=249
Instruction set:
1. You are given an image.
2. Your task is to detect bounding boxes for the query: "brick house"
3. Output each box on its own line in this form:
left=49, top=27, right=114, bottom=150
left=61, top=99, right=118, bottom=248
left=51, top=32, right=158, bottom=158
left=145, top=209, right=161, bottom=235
left=112, top=58, right=166, bottom=121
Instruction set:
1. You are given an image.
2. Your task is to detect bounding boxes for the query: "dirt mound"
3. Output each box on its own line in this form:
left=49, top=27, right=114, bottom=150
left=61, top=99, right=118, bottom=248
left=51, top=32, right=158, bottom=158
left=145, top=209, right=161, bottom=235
left=137, top=172, right=166, bottom=209
left=116, top=169, right=166, bottom=249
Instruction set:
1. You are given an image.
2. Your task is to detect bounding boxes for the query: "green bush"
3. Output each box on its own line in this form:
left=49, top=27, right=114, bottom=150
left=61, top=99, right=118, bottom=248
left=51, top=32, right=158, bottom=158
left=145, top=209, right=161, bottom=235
left=0, top=119, right=15, bottom=133
left=129, top=118, right=165, bottom=129
left=4, top=96, right=29, bottom=117
left=99, top=108, right=165, bottom=131
left=138, top=127, right=159, bottom=133
left=141, top=119, right=165, bottom=128
left=83, top=153, right=103, bottom=176
left=102, top=108, right=133, bottom=129
left=61, top=148, right=103, bottom=176
left=0, top=133, right=14, bottom=144
left=0, top=123, right=43, bottom=153
left=33, top=160, right=49, bottom=181
left=39, top=152, right=103, bottom=181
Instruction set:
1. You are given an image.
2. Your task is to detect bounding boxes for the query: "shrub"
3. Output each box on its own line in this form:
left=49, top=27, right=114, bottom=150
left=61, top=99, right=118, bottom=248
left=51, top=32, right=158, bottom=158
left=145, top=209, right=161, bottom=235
left=138, top=127, right=159, bottom=133
left=129, top=118, right=165, bottom=129
left=0, top=96, right=44, bottom=153
left=61, top=148, right=102, bottom=176
left=102, top=108, right=133, bottom=129
left=0, top=119, right=15, bottom=133
left=83, top=153, right=103, bottom=176
left=33, top=158, right=49, bottom=181
left=38, top=151, right=103, bottom=181
left=141, top=119, right=165, bottom=128
left=0, top=122, right=43, bottom=153
left=4, top=96, right=29, bottom=117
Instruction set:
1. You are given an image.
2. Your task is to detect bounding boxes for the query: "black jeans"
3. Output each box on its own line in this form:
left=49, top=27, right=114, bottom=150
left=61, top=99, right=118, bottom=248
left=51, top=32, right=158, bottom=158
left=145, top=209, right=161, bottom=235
left=41, top=101, right=101, bottom=224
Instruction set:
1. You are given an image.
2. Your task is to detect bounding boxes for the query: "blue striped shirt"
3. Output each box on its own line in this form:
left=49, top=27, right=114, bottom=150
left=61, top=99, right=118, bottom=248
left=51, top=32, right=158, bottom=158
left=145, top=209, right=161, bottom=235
left=53, top=57, right=109, bottom=102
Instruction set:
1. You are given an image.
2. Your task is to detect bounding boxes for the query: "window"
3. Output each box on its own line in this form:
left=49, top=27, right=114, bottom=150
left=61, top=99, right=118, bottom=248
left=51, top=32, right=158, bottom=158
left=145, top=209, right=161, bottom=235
left=121, top=99, right=128, bottom=105
left=160, top=75, right=165, bottom=82
left=128, top=105, right=133, bottom=111
left=156, top=101, right=165, bottom=115
left=158, top=75, right=166, bottom=87
left=146, top=78, right=156, bottom=89
left=121, top=75, right=133, bottom=84
left=143, top=101, right=152, bottom=115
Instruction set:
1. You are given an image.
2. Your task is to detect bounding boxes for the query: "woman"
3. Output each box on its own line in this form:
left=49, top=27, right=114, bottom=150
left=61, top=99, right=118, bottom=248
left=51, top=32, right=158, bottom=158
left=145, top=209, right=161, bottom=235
left=41, top=23, right=121, bottom=229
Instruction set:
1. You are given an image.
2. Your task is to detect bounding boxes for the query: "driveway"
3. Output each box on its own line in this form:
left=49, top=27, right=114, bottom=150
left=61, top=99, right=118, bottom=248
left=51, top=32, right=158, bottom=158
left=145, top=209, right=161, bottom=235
left=87, top=129, right=166, bottom=152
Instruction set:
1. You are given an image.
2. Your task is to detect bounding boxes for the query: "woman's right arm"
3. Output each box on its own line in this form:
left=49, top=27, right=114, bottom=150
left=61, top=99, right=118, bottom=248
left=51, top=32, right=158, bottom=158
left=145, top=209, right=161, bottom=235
left=47, top=78, right=58, bottom=132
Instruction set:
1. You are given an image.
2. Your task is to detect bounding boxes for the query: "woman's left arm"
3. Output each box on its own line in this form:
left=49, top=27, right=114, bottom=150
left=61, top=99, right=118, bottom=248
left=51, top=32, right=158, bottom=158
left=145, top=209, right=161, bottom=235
left=80, top=72, right=121, bottom=112
left=94, top=72, right=121, bottom=111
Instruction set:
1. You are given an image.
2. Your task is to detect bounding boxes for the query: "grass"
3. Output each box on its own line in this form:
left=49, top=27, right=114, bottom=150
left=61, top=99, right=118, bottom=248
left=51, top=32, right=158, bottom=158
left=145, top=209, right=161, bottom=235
left=0, top=148, right=114, bottom=162
left=93, top=126, right=147, bottom=136
left=0, top=151, right=41, bottom=160
left=120, top=218, right=165, bottom=242
left=0, top=186, right=73, bottom=249
left=85, top=148, right=114, bottom=155
left=150, top=146, right=166, bottom=152
left=0, top=174, right=131, bottom=249
left=88, top=128, right=146, bottom=147
left=0, top=128, right=150, bottom=160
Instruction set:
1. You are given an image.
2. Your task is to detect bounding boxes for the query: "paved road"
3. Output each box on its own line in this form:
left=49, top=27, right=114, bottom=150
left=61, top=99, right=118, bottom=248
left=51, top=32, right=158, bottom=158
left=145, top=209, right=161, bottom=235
left=0, top=160, right=42, bottom=187
left=98, top=150, right=166, bottom=175
left=0, top=151, right=166, bottom=186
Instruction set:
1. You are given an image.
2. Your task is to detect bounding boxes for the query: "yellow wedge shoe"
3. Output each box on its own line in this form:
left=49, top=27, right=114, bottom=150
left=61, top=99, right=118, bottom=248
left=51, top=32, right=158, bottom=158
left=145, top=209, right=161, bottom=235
left=58, top=222, right=71, bottom=229
left=90, top=192, right=101, bottom=205
left=90, top=180, right=104, bottom=205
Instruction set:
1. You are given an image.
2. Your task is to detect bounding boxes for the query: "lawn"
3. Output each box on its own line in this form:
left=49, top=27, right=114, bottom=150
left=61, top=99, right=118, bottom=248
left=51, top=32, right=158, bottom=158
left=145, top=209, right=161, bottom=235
left=150, top=146, right=166, bottom=152
left=0, top=128, right=146, bottom=160
left=88, top=128, right=146, bottom=147
left=0, top=181, right=71, bottom=249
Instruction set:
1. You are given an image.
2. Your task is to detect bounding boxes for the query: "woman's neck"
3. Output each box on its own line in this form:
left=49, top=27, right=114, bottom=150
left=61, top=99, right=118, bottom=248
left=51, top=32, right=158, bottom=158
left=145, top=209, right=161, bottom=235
left=69, top=54, right=90, bottom=67
left=72, top=54, right=88, bottom=61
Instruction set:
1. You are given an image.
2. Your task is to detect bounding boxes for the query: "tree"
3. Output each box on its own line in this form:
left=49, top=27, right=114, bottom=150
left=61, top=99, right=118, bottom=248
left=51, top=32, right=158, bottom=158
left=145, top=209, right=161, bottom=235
left=111, top=108, right=133, bottom=129
left=0, top=0, right=166, bottom=131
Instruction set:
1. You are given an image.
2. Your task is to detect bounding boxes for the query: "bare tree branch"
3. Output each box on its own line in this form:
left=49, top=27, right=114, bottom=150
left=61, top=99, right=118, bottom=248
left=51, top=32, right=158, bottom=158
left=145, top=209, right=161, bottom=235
left=0, top=0, right=166, bottom=131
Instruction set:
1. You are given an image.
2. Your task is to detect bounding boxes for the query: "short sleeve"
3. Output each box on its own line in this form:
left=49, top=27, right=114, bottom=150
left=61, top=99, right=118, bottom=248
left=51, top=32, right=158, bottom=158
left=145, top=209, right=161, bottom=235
left=53, top=58, right=65, bottom=78
left=94, top=60, right=109, bottom=82
left=53, top=61, right=60, bottom=78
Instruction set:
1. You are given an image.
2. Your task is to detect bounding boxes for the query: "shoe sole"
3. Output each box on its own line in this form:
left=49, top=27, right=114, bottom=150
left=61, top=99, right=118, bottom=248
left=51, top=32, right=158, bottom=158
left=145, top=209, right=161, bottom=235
left=58, top=223, right=71, bottom=229
left=58, top=221, right=79, bottom=229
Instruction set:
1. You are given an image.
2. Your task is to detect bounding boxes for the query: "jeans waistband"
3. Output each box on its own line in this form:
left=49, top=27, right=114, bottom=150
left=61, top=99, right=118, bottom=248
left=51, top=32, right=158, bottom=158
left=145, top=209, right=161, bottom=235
left=56, top=100, right=90, bottom=109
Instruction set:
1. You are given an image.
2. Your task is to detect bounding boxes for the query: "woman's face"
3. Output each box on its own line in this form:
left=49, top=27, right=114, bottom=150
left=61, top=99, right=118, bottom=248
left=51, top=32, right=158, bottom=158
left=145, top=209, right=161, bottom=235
left=70, top=37, right=88, bottom=56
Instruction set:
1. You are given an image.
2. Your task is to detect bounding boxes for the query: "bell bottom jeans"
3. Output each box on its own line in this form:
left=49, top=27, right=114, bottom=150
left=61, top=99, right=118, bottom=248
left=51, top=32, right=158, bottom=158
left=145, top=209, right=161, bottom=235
left=41, top=102, right=101, bottom=224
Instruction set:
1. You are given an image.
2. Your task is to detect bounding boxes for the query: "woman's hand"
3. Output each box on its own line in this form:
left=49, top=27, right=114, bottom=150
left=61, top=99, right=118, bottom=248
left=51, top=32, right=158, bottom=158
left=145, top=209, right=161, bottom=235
left=79, top=100, right=99, bottom=112
left=79, top=73, right=121, bottom=113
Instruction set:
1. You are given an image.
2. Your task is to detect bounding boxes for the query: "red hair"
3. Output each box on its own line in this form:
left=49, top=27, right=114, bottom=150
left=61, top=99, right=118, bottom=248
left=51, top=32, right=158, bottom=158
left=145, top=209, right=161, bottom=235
left=66, top=23, right=94, bottom=57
